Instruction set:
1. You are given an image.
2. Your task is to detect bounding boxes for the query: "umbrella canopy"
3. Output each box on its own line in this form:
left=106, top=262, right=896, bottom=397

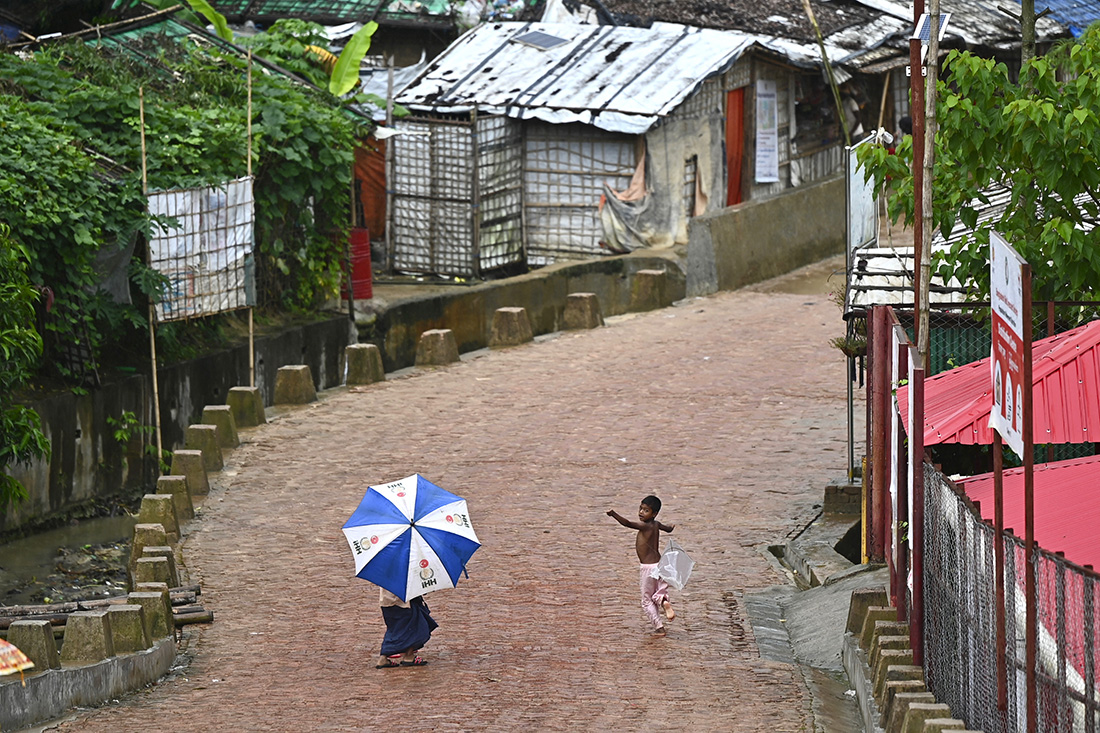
left=342, top=474, right=480, bottom=602
left=0, top=639, right=34, bottom=679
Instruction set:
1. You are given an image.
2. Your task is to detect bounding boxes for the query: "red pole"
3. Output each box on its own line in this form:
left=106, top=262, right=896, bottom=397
left=994, top=434, right=1007, bottom=710
left=910, top=360, right=925, bottom=664
left=1023, top=265, right=1036, bottom=733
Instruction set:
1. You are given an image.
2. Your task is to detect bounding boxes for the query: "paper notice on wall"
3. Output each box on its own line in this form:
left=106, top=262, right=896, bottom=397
left=755, top=79, right=779, bottom=183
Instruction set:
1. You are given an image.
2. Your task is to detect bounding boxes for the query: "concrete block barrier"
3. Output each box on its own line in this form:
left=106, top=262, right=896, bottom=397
left=185, top=424, right=224, bottom=472
left=201, top=405, right=240, bottom=448
left=860, top=607, right=901, bottom=650
left=562, top=292, right=604, bottom=330
left=489, top=307, right=533, bottom=348
left=137, top=494, right=179, bottom=544
left=346, top=343, right=385, bottom=385
left=415, top=329, right=459, bottom=366
left=134, top=582, right=173, bottom=638
left=870, top=634, right=913, bottom=672
left=227, top=385, right=267, bottom=427
left=882, top=678, right=928, bottom=719
left=156, top=474, right=194, bottom=521
left=273, top=365, right=317, bottom=404
left=129, top=523, right=168, bottom=585
left=7, top=619, right=59, bottom=671
left=629, top=269, right=669, bottom=312
left=106, top=604, right=151, bottom=654
left=170, top=450, right=209, bottom=496
left=922, top=718, right=969, bottom=732
left=141, top=546, right=180, bottom=588
left=873, top=651, right=916, bottom=700
left=885, top=692, right=937, bottom=733
left=846, top=587, right=890, bottom=634
left=59, top=610, right=114, bottom=666
left=126, top=592, right=173, bottom=639
left=134, top=556, right=174, bottom=587
left=900, top=703, right=955, bottom=733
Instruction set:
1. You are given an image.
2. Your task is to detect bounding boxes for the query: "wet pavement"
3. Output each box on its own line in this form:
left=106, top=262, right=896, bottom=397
left=40, top=254, right=865, bottom=732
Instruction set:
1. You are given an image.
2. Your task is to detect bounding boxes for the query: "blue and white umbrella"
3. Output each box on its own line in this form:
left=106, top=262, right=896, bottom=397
left=342, top=474, right=480, bottom=602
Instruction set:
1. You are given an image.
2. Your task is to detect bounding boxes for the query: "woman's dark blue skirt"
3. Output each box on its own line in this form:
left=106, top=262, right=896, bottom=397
left=380, top=597, right=439, bottom=656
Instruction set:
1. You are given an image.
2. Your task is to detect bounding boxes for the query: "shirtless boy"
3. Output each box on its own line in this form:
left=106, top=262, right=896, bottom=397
left=607, top=495, right=676, bottom=634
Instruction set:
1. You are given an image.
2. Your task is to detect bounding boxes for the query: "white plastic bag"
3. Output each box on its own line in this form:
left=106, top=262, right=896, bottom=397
left=650, top=538, right=695, bottom=590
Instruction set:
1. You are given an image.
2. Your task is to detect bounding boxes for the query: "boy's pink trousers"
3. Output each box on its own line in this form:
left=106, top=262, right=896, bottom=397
left=639, top=563, right=670, bottom=630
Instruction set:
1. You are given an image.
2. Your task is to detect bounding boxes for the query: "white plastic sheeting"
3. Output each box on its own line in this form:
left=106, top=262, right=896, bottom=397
left=397, top=22, right=758, bottom=134
left=147, top=176, right=255, bottom=321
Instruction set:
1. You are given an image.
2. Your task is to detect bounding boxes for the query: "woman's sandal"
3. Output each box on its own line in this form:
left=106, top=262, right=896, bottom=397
left=400, top=656, right=429, bottom=666
left=376, top=658, right=402, bottom=669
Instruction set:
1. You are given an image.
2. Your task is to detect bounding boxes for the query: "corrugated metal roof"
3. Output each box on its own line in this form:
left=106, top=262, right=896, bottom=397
left=960, top=454, right=1100, bottom=569
left=1010, top=0, right=1100, bottom=36
left=210, top=0, right=453, bottom=24
left=897, top=319, right=1100, bottom=445
left=846, top=0, right=1066, bottom=48
left=212, top=0, right=384, bottom=22
left=396, top=22, right=758, bottom=134
left=847, top=244, right=967, bottom=312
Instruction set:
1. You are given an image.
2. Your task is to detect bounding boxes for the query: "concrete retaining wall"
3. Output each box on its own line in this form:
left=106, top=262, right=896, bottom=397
left=363, top=252, right=686, bottom=371
left=3, top=316, right=352, bottom=535
left=687, top=174, right=845, bottom=297
left=0, top=637, right=175, bottom=731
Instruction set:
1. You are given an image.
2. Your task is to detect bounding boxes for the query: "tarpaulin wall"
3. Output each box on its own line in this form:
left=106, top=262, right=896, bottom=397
left=147, top=176, right=255, bottom=321
left=390, top=115, right=524, bottom=277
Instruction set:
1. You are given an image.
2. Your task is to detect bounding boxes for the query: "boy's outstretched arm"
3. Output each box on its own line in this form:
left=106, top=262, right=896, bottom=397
left=607, top=509, right=643, bottom=529
left=657, top=521, right=675, bottom=533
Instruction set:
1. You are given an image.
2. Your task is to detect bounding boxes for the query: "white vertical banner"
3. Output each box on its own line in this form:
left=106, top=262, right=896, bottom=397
left=907, top=344, right=917, bottom=595
left=890, top=325, right=904, bottom=572
left=755, top=79, right=779, bottom=183
left=989, top=231, right=1026, bottom=457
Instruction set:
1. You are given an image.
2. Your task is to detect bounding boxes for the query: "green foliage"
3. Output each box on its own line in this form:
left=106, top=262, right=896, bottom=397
left=241, top=19, right=331, bottom=88
left=330, top=23, right=379, bottom=97
left=184, top=0, right=233, bottom=42
left=0, top=225, right=51, bottom=514
left=106, top=410, right=152, bottom=445
left=0, top=33, right=366, bottom=378
left=859, top=27, right=1100, bottom=304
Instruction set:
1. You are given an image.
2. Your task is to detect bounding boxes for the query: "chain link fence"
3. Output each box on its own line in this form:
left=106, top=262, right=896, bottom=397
left=923, top=464, right=1100, bottom=732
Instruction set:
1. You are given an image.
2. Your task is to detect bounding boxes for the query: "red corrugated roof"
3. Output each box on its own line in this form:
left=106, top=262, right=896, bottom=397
left=960, top=454, right=1100, bottom=570
left=898, top=319, right=1100, bottom=446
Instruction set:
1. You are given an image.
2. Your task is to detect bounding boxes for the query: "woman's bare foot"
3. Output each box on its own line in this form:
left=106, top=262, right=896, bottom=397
left=662, top=600, right=675, bottom=620
left=652, top=626, right=667, bottom=636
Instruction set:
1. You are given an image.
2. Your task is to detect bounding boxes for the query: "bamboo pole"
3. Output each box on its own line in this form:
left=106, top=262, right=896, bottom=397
left=800, top=0, right=850, bottom=148
left=140, top=88, right=164, bottom=476
left=470, top=107, right=481, bottom=279
left=385, top=57, right=395, bottom=275
left=247, top=50, right=255, bottom=388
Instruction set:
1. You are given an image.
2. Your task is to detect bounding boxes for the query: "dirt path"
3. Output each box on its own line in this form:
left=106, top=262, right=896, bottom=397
left=49, top=284, right=855, bottom=732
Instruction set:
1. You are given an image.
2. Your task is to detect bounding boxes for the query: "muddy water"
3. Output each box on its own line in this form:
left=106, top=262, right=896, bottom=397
left=0, top=514, right=135, bottom=605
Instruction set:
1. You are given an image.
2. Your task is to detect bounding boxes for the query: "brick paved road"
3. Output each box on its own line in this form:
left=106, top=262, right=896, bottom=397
left=53, top=283, right=852, bottom=732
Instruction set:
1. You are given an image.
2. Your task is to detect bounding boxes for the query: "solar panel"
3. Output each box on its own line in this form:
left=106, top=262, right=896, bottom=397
left=511, top=30, right=570, bottom=50
left=911, top=12, right=951, bottom=42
